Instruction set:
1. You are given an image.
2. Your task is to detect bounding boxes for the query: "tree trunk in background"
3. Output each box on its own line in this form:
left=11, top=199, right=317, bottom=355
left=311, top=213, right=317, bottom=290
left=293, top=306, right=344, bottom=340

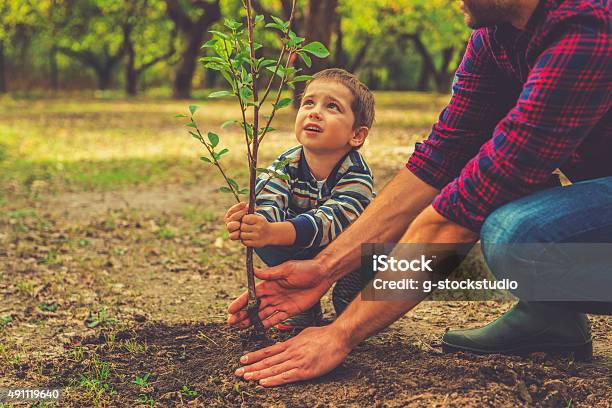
left=166, top=0, right=221, bottom=99
left=292, top=0, right=338, bottom=107
left=0, top=41, right=6, bottom=93
left=50, top=46, right=59, bottom=91
left=123, top=22, right=138, bottom=96
left=434, top=47, right=455, bottom=93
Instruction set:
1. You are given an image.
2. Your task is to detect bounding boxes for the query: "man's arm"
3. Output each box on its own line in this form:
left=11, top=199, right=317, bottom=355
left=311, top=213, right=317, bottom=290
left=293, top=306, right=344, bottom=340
left=235, top=206, right=478, bottom=386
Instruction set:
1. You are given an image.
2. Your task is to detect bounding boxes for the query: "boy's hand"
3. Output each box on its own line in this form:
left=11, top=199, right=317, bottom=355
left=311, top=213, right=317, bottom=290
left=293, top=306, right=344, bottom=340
left=240, top=214, right=272, bottom=248
left=225, top=202, right=248, bottom=241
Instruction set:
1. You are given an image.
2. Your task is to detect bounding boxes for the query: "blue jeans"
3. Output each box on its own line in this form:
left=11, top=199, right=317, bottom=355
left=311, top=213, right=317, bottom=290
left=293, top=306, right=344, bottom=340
left=480, top=176, right=612, bottom=314
left=255, top=245, right=365, bottom=315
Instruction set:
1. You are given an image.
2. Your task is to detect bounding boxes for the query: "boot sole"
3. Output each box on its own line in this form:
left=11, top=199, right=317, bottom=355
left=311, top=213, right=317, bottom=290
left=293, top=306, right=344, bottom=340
left=441, top=340, right=593, bottom=361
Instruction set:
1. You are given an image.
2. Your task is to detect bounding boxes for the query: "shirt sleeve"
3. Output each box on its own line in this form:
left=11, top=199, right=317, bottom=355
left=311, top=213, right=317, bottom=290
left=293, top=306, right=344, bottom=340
left=406, top=29, right=513, bottom=190
left=433, top=13, right=612, bottom=232
left=254, top=156, right=291, bottom=223
left=288, top=167, right=374, bottom=248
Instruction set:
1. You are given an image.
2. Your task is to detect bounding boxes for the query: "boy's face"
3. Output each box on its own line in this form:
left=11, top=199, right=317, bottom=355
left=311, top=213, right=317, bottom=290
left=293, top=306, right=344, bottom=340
left=295, top=80, right=366, bottom=154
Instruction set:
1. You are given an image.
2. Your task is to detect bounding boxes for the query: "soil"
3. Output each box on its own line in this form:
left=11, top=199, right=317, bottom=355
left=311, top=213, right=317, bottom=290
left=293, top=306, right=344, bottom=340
left=1, top=184, right=611, bottom=407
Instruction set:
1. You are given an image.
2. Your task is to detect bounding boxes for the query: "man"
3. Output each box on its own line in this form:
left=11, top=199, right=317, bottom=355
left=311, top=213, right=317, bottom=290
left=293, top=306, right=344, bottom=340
left=226, top=0, right=611, bottom=387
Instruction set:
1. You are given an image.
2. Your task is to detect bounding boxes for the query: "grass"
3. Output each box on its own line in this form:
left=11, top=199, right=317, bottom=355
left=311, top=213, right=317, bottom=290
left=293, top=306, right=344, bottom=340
left=0, top=92, right=446, bottom=197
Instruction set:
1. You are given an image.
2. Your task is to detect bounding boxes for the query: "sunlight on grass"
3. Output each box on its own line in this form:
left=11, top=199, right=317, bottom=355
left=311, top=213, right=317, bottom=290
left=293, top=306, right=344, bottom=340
left=0, top=92, right=447, bottom=193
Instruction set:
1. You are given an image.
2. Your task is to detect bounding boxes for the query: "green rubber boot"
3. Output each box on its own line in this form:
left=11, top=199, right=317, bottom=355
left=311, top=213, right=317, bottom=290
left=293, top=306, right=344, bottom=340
left=442, top=302, right=593, bottom=361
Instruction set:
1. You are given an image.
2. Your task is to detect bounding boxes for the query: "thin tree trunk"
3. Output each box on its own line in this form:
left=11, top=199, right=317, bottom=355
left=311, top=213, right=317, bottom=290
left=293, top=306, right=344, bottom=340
left=292, top=0, right=338, bottom=107
left=123, top=24, right=138, bottom=96
left=0, top=41, right=6, bottom=93
left=50, top=45, right=59, bottom=91
left=173, top=30, right=202, bottom=99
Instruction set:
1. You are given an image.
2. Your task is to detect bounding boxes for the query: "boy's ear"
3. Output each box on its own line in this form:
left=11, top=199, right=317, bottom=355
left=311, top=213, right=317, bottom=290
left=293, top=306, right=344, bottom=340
left=349, top=126, right=369, bottom=148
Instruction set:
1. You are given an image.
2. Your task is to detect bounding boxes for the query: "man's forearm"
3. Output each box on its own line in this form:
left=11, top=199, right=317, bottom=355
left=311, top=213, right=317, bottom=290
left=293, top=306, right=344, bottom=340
left=316, top=168, right=439, bottom=284
left=332, top=205, right=479, bottom=348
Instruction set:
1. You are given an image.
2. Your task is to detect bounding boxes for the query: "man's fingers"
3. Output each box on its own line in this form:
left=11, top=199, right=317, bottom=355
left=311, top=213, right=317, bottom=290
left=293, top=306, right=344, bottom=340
left=240, top=341, right=288, bottom=365
left=236, top=351, right=291, bottom=377
left=254, top=265, right=288, bottom=281
left=259, top=368, right=302, bottom=387
left=262, top=310, right=289, bottom=329
left=242, top=359, right=298, bottom=382
left=227, top=291, right=249, bottom=315
left=229, top=231, right=241, bottom=240
left=242, top=214, right=264, bottom=225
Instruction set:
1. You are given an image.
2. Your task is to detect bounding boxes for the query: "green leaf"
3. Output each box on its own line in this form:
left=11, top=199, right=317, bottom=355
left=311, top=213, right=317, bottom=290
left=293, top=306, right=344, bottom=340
left=228, top=178, right=239, bottom=190
left=219, top=187, right=232, bottom=193
left=301, top=42, right=330, bottom=58
left=224, top=18, right=242, bottom=30
left=175, top=114, right=188, bottom=118
left=200, top=156, right=212, bottom=163
left=256, top=167, right=271, bottom=174
left=221, top=120, right=236, bottom=129
left=239, top=87, right=253, bottom=102
left=217, top=148, right=229, bottom=157
left=287, top=35, right=306, bottom=48
left=255, top=15, right=264, bottom=24
left=259, top=126, right=275, bottom=135
left=208, top=90, right=234, bottom=98
left=299, top=52, right=312, bottom=68
left=239, top=188, right=249, bottom=195
left=276, top=173, right=290, bottom=181
left=189, top=105, right=198, bottom=115
left=208, top=132, right=219, bottom=148
left=186, top=122, right=197, bottom=128
left=253, top=42, right=263, bottom=51
left=291, top=75, right=314, bottom=83
left=201, top=39, right=217, bottom=49
left=271, top=15, right=289, bottom=30
left=274, top=98, right=292, bottom=109
left=209, top=30, right=229, bottom=40
left=265, top=22, right=285, bottom=31
left=189, top=131, right=200, bottom=140
left=265, top=65, right=285, bottom=78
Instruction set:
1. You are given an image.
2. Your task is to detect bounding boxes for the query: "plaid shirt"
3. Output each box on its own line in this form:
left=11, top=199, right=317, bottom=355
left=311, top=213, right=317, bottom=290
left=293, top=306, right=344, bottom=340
left=256, top=146, right=375, bottom=248
left=407, top=0, right=612, bottom=232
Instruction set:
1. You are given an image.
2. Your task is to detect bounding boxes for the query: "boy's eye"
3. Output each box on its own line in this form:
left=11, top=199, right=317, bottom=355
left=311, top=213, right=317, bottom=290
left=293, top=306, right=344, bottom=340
left=328, top=102, right=340, bottom=111
left=302, top=99, right=314, bottom=106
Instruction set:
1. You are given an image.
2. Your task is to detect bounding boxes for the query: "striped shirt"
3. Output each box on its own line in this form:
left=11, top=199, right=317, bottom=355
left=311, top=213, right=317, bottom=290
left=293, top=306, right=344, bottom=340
left=255, top=146, right=375, bottom=248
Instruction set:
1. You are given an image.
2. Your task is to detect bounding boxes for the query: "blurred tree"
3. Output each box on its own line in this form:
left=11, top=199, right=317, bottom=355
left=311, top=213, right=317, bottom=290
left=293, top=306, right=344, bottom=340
left=0, top=0, right=48, bottom=93
left=250, top=0, right=338, bottom=106
left=344, top=0, right=469, bottom=92
left=122, top=0, right=177, bottom=96
left=54, top=0, right=126, bottom=90
left=165, top=0, right=221, bottom=99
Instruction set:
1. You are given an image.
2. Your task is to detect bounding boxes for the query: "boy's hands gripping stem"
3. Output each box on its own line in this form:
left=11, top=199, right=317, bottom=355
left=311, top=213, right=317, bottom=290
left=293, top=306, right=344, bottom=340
left=225, top=202, right=296, bottom=247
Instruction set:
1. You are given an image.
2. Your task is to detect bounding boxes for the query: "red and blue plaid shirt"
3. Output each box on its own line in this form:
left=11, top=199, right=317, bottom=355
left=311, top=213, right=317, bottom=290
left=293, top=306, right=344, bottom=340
left=407, top=0, right=611, bottom=232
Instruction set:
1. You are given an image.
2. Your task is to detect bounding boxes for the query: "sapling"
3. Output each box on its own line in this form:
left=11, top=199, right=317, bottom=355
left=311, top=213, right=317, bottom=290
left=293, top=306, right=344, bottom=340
left=177, top=0, right=329, bottom=333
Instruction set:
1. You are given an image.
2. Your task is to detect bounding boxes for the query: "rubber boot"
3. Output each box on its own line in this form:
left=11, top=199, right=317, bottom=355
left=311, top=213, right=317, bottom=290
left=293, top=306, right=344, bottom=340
left=442, top=301, right=592, bottom=361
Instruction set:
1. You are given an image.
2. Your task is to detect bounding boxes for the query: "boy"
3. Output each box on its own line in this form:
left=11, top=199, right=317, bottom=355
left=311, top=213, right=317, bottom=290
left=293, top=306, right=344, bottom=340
left=224, top=68, right=375, bottom=329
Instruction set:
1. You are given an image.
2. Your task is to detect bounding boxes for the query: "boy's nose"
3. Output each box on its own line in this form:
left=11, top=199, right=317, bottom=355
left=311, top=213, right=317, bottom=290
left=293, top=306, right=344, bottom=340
left=308, top=110, right=322, bottom=120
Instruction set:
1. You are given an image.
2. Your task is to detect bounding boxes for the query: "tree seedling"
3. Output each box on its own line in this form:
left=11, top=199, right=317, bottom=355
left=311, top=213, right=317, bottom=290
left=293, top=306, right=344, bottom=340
left=178, top=0, right=329, bottom=334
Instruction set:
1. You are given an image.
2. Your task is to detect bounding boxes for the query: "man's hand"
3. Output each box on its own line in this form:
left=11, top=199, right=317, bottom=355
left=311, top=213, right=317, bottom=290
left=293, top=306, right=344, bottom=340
left=235, top=325, right=351, bottom=386
left=239, top=214, right=272, bottom=248
left=224, top=202, right=248, bottom=241
left=228, top=259, right=330, bottom=329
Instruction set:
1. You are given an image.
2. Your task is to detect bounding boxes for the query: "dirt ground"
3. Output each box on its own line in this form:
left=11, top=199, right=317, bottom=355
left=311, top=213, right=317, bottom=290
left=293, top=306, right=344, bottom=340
left=1, top=184, right=611, bottom=407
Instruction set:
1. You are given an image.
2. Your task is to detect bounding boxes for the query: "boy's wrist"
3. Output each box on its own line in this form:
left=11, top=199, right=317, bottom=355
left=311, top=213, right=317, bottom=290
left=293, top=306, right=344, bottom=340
left=267, top=221, right=297, bottom=246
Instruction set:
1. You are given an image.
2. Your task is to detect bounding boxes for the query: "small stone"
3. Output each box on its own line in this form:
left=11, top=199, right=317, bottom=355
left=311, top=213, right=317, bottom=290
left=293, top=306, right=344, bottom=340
left=134, top=313, right=147, bottom=322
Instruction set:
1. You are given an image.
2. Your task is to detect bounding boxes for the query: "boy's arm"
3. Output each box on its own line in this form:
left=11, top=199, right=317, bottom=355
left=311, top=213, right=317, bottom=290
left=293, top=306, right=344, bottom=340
left=288, top=167, right=374, bottom=248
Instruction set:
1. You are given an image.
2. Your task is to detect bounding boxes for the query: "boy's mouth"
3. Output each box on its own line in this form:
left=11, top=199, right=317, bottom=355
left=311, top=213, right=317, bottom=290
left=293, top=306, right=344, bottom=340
left=304, top=123, right=323, bottom=134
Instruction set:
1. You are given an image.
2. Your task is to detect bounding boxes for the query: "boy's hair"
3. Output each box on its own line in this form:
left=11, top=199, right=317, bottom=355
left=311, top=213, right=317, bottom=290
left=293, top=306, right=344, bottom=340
left=305, top=68, right=375, bottom=131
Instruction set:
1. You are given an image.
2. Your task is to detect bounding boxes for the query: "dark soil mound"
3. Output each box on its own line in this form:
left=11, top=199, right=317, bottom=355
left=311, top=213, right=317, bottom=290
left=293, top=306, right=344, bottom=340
left=49, top=321, right=611, bottom=407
